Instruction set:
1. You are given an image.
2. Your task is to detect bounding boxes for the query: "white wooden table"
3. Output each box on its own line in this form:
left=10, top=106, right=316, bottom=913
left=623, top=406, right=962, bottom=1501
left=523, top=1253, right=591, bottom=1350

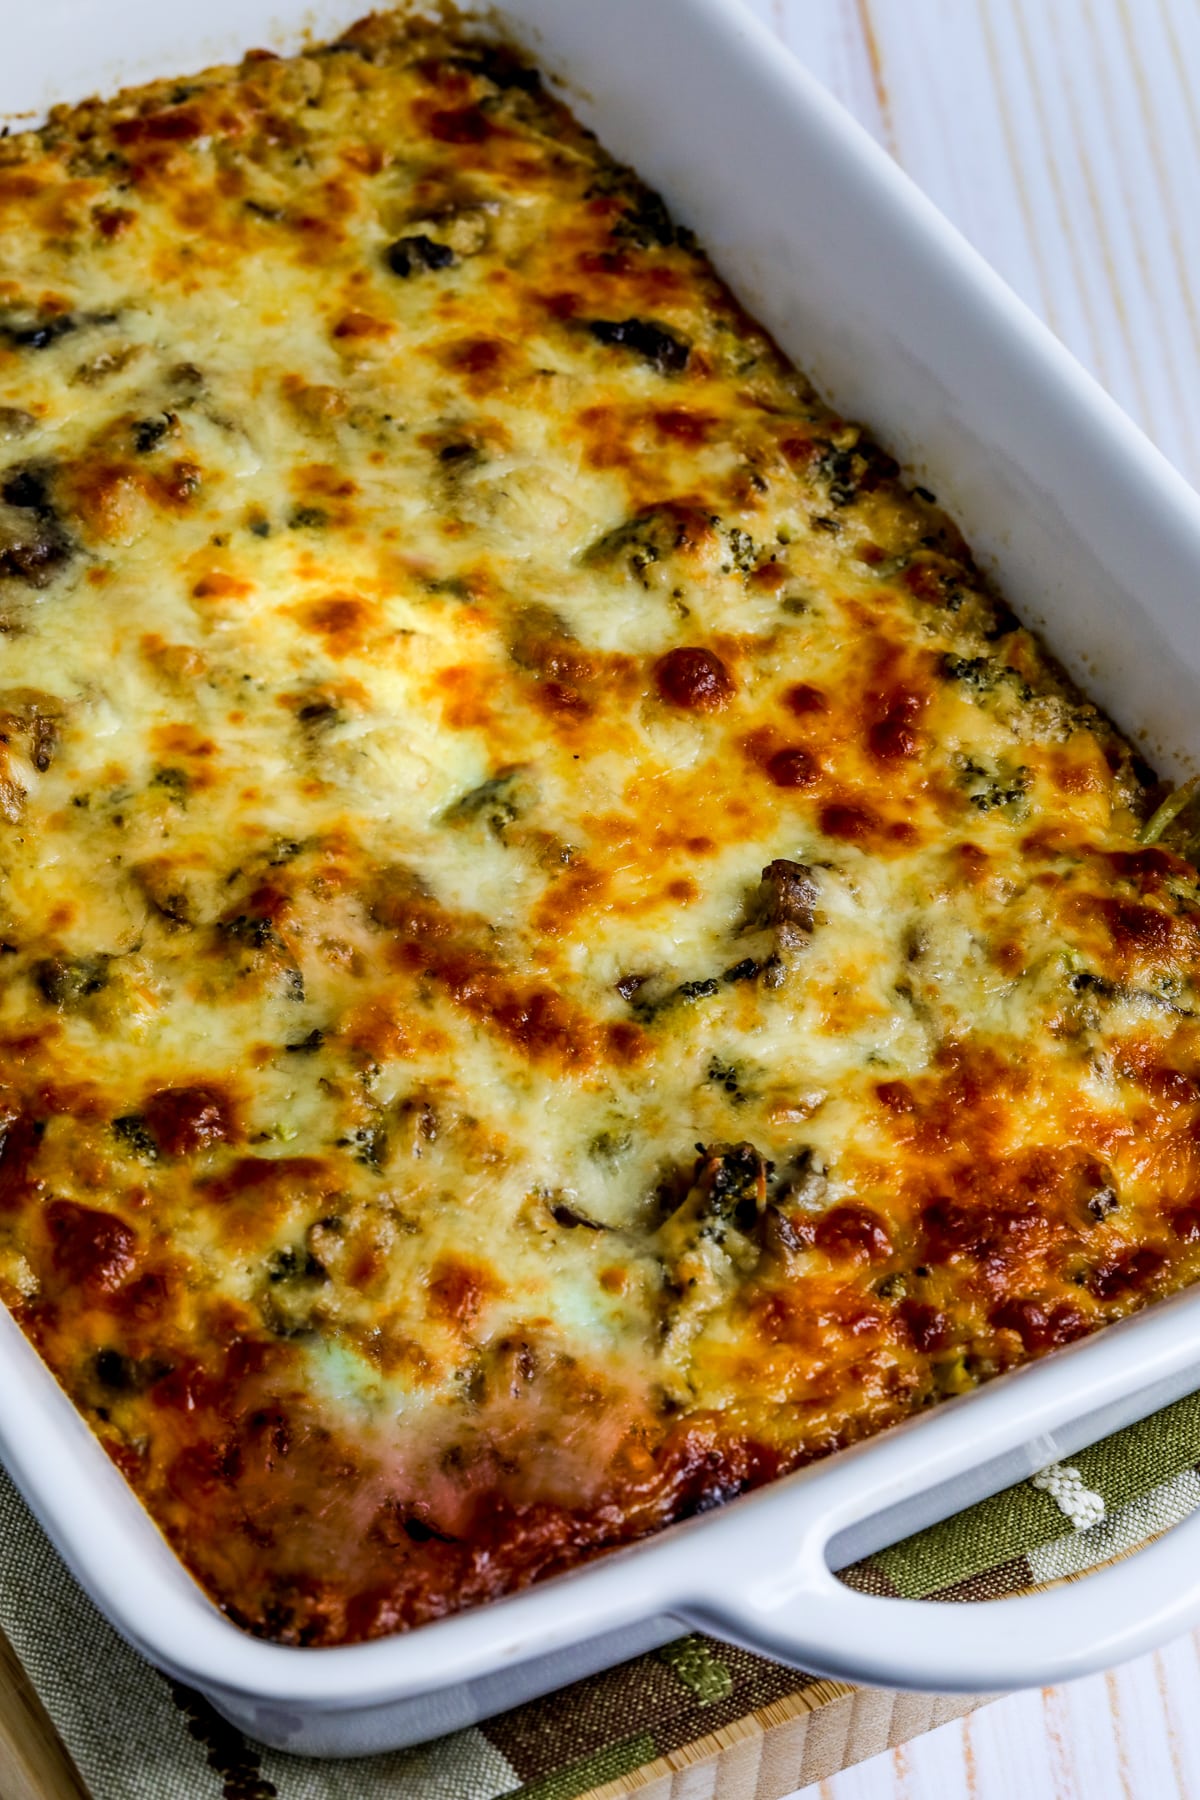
left=734, top=1, right=1200, bottom=1794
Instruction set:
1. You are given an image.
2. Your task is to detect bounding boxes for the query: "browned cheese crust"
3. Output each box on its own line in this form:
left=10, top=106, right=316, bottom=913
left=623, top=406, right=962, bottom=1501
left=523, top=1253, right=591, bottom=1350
left=0, top=12, right=1197, bottom=1643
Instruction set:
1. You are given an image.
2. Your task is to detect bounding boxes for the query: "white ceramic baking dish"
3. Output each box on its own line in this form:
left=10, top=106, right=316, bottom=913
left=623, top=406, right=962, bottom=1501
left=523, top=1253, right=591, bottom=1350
left=8, top=0, right=1200, bottom=1757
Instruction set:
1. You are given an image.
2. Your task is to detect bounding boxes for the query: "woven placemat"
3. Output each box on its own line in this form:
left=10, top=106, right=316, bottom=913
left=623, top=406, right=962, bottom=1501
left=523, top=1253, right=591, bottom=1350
left=4, top=1391, right=1200, bottom=1799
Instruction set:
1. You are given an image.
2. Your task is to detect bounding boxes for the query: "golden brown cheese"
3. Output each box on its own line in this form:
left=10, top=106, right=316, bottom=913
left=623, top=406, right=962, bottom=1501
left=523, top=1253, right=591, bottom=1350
left=0, top=12, right=1199, bottom=1644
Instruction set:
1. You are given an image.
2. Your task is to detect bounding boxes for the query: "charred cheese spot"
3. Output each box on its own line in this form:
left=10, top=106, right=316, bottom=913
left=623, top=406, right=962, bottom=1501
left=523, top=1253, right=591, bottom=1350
left=784, top=682, right=827, bottom=717
left=653, top=647, right=734, bottom=712
left=142, top=1085, right=236, bottom=1157
left=767, top=747, right=819, bottom=790
left=44, top=1200, right=138, bottom=1293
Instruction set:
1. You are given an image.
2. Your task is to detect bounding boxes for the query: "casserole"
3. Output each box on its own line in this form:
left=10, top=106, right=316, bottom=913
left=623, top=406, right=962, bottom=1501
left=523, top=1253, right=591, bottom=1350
left=6, top=0, right=1200, bottom=1754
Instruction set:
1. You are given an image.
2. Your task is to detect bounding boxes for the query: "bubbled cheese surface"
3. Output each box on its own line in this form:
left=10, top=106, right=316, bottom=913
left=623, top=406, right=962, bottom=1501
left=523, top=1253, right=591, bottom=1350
left=0, top=13, right=1198, bottom=1643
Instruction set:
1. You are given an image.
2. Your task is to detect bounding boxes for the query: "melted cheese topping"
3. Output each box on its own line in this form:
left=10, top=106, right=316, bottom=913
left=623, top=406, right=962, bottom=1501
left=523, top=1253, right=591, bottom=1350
left=1, top=14, right=1200, bottom=1644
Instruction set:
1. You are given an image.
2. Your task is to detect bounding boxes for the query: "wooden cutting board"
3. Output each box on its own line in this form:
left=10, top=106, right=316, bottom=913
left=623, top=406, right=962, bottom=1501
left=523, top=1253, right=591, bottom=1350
left=0, top=1616, right=985, bottom=1800
left=0, top=1625, right=89, bottom=1800
left=569, top=1687, right=987, bottom=1800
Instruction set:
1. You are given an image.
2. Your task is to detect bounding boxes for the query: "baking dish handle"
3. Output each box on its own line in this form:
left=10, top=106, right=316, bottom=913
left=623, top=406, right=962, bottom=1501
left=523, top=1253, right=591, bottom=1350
left=687, top=1498, right=1200, bottom=1692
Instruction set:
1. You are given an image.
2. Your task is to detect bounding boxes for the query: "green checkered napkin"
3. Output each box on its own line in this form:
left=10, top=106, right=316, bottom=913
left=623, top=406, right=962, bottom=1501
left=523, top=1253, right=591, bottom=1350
left=5, top=1391, right=1200, bottom=1800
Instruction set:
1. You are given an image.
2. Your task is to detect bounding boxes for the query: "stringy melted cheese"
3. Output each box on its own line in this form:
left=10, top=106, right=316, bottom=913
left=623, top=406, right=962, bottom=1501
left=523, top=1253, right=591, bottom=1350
left=1, top=13, right=1199, bottom=1643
